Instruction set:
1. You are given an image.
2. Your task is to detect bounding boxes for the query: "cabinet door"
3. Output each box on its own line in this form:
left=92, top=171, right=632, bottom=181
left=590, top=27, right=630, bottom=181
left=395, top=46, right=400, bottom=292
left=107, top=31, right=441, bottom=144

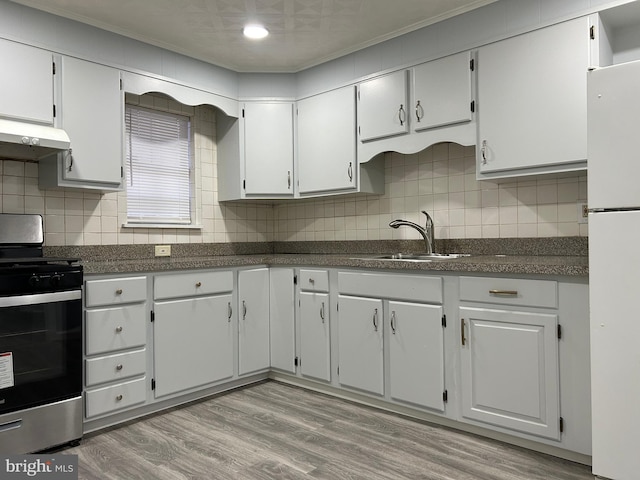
left=388, top=301, right=444, bottom=411
left=477, top=18, right=588, bottom=174
left=0, top=39, right=53, bottom=124
left=358, top=70, right=409, bottom=142
left=269, top=268, right=295, bottom=373
left=243, top=102, right=294, bottom=196
left=459, top=307, right=560, bottom=439
left=238, top=268, right=270, bottom=376
left=59, top=56, right=123, bottom=185
left=337, top=295, right=384, bottom=395
left=297, top=86, right=357, bottom=194
left=154, top=294, right=233, bottom=397
left=299, top=291, right=331, bottom=382
left=413, top=51, right=473, bottom=132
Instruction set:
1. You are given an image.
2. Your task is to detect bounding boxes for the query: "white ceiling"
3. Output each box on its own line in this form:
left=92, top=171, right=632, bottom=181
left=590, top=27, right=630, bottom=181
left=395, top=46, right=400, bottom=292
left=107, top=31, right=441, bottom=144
left=10, top=0, right=497, bottom=73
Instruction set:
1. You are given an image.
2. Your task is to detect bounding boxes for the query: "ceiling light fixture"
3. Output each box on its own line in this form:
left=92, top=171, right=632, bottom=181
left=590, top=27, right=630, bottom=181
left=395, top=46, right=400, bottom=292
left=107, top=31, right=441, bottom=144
left=243, top=24, right=269, bottom=40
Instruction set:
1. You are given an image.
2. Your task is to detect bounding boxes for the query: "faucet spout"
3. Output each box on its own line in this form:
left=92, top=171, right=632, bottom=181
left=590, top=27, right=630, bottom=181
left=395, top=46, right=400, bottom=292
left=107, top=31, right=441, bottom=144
left=389, top=211, right=435, bottom=254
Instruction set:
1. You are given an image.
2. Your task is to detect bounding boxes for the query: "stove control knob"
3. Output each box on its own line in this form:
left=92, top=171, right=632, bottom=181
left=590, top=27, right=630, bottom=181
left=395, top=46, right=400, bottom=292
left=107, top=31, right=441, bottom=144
left=50, top=275, right=62, bottom=287
left=28, top=275, right=41, bottom=287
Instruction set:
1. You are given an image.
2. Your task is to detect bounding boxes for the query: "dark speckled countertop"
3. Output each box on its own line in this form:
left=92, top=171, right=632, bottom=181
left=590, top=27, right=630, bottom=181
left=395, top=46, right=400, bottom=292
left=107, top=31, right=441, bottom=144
left=45, top=238, right=588, bottom=277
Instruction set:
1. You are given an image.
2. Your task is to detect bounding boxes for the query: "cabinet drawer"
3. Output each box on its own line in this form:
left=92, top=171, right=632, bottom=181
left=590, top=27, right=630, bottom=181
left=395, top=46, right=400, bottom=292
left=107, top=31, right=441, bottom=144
left=85, top=349, right=146, bottom=387
left=85, top=303, right=147, bottom=355
left=85, top=276, right=147, bottom=307
left=85, top=377, right=146, bottom=418
left=338, top=271, right=442, bottom=304
left=459, top=276, right=557, bottom=308
left=154, top=270, right=233, bottom=300
left=299, top=269, right=329, bottom=292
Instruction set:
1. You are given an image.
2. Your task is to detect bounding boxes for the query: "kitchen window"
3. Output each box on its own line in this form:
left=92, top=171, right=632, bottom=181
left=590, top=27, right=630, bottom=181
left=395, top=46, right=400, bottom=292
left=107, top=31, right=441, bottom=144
left=124, top=102, right=195, bottom=226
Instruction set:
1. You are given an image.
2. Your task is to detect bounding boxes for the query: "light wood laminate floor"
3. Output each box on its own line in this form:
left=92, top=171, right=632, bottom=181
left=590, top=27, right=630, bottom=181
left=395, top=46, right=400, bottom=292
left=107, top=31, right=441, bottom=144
left=62, top=381, right=594, bottom=479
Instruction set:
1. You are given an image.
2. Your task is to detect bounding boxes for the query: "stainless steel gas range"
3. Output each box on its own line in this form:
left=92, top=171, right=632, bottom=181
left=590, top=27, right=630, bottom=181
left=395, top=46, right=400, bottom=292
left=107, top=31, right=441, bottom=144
left=0, top=214, right=83, bottom=453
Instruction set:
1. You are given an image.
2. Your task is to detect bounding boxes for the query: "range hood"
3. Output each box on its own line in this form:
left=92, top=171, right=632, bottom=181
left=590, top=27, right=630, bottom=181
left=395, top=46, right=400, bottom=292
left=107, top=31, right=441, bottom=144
left=0, top=119, right=70, bottom=161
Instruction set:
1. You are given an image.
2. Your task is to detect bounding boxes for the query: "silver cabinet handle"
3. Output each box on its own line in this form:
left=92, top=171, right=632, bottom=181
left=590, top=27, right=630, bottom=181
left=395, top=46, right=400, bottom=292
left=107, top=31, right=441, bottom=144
left=195, top=282, right=202, bottom=288
left=115, top=288, right=123, bottom=295
left=287, top=170, right=291, bottom=189
left=115, top=364, right=123, bottom=371
left=489, top=289, right=518, bottom=296
left=398, top=104, right=406, bottom=126
left=372, top=308, right=379, bottom=332
left=227, top=302, right=232, bottom=322
left=415, top=100, right=423, bottom=122
left=115, top=394, right=123, bottom=401
left=461, top=318, right=466, bottom=346
left=348, top=162, right=353, bottom=182
left=481, top=140, right=488, bottom=164
left=390, top=310, right=396, bottom=334
left=308, top=278, right=315, bottom=284
left=320, top=302, right=325, bottom=323
left=242, top=300, right=247, bottom=320
left=115, top=326, right=123, bottom=333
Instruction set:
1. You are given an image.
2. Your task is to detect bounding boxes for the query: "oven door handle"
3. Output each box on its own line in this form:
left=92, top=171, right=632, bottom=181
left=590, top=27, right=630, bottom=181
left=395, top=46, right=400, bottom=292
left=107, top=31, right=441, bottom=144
left=0, top=290, right=81, bottom=308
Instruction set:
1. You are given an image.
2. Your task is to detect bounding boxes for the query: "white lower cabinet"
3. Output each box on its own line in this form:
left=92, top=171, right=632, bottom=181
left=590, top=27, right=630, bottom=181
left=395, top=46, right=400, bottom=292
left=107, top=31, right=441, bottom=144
left=299, top=291, right=331, bottom=381
left=84, top=276, right=148, bottom=419
left=153, top=270, right=234, bottom=398
left=337, top=295, right=385, bottom=395
left=269, top=268, right=296, bottom=373
left=459, top=276, right=561, bottom=440
left=388, top=301, right=445, bottom=411
left=238, top=268, right=270, bottom=376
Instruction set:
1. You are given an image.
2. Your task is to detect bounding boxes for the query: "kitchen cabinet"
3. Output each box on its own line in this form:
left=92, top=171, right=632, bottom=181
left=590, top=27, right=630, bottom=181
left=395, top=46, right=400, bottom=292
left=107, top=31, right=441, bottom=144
left=357, top=70, right=409, bottom=142
left=297, top=86, right=360, bottom=195
left=218, top=102, right=294, bottom=200
left=337, top=295, right=384, bottom=395
left=476, top=18, right=589, bottom=178
left=412, top=51, right=473, bottom=132
left=238, top=268, right=271, bottom=376
left=0, top=39, right=54, bottom=124
left=388, top=301, right=445, bottom=411
left=39, top=56, right=124, bottom=191
left=459, top=276, right=560, bottom=440
left=84, top=276, right=148, bottom=419
left=269, top=268, right=296, bottom=373
left=153, top=271, right=234, bottom=398
left=298, top=269, right=331, bottom=382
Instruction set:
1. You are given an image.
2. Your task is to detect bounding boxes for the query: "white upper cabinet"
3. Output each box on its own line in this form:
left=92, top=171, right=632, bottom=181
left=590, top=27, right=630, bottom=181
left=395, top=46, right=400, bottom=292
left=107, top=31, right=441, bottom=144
left=297, top=86, right=358, bottom=195
left=0, top=39, right=54, bottom=125
left=243, top=102, right=294, bottom=196
left=476, top=18, right=589, bottom=178
left=357, top=70, right=409, bottom=142
left=412, top=51, right=473, bottom=132
left=40, top=56, right=124, bottom=190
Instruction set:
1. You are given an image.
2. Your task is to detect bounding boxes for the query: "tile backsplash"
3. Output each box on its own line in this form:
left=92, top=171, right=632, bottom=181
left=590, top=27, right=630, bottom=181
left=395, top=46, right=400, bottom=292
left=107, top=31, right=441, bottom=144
left=0, top=137, right=587, bottom=246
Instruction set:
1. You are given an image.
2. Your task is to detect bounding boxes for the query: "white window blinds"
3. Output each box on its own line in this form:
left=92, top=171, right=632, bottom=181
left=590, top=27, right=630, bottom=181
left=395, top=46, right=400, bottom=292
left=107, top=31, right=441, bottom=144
left=125, top=105, right=193, bottom=224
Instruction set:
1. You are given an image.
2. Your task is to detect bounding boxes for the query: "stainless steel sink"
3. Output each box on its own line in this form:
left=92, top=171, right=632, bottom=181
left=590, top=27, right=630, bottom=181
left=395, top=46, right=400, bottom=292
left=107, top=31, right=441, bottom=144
left=366, top=253, right=471, bottom=261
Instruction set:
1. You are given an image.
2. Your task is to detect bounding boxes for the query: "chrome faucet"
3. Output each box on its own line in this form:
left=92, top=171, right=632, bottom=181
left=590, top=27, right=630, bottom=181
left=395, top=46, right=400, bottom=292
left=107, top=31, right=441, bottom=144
left=389, top=211, right=435, bottom=254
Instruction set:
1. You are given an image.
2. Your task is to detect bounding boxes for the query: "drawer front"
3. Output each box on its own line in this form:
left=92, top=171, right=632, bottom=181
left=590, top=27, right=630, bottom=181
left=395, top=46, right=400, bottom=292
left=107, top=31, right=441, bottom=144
left=85, top=349, right=146, bottom=387
left=85, top=377, right=146, bottom=418
left=459, top=276, right=558, bottom=308
left=85, top=276, right=147, bottom=307
left=338, top=271, right=442, bottom=304
left=299, top=269, right=329, bottom=292
left=154, top=270, right=233, bottom=300
left=85, top=303, right=147, bottom=355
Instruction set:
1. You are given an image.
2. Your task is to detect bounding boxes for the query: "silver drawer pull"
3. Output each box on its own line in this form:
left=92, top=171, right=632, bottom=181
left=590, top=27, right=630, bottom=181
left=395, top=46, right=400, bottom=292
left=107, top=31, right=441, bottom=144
left=308, top=278, right=315, bottom=284
left=115, top=326, right=123, bottom=333
left=195, top=282, right=202, bottom=288
left=115, top=364, right=123, bottom=371
left=489, top=290, right=518, bottom=296
left=115, top=289, right=123, bottom=295
left=115, top=394, right=123, bottom=401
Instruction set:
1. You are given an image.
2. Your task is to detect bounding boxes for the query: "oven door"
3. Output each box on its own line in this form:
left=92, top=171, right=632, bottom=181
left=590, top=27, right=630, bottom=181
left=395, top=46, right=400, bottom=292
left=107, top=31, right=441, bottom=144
left=0, top=290, right=82, bottom=415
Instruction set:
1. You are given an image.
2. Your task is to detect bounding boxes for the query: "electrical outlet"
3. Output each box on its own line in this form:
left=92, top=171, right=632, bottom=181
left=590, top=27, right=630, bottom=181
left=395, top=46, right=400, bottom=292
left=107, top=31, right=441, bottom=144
left=577, top=203, right=588, bottom=224
left=155, top=245, right=171, bottom=257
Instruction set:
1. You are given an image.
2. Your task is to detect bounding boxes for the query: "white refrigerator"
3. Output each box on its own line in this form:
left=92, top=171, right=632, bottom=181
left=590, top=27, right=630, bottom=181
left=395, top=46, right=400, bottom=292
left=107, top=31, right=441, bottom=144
left=589, top=60, right=640, bottom=480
